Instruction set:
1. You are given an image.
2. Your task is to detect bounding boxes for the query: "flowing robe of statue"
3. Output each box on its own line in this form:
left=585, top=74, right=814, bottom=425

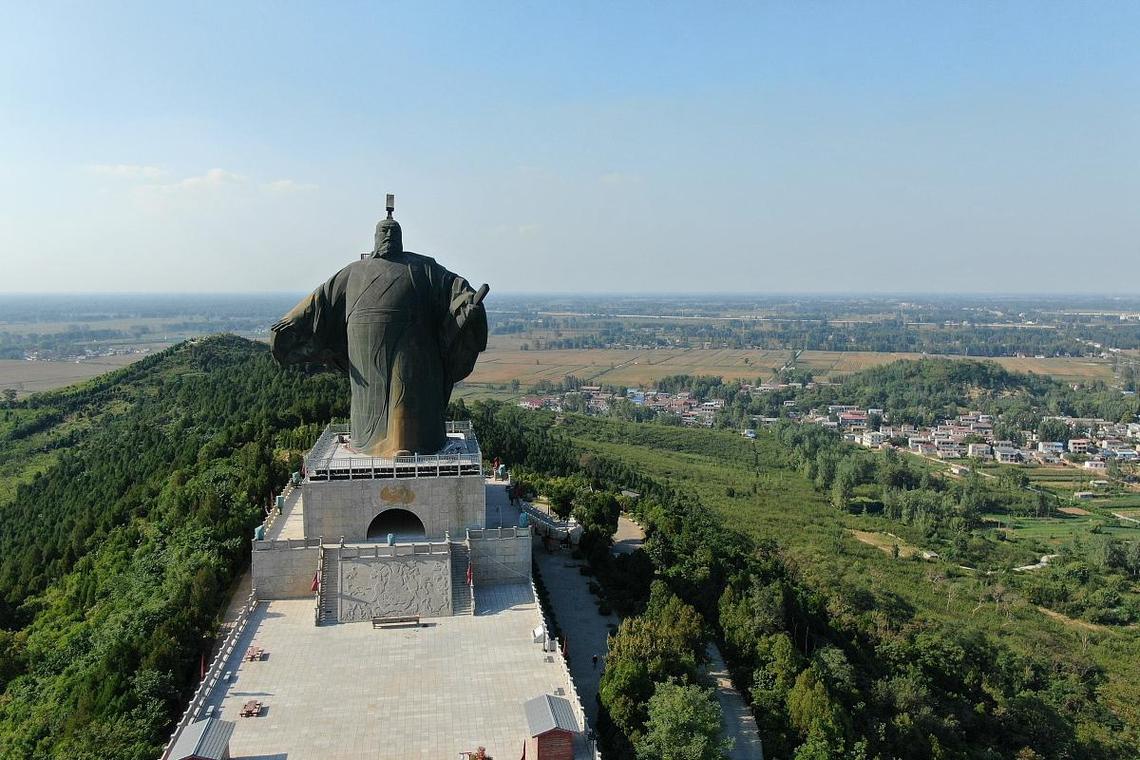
left=270, top=219, right=487, bottom=456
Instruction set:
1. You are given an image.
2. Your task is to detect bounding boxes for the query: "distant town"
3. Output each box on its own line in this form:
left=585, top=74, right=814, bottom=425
left=519, top=381, right=1140, bottom=477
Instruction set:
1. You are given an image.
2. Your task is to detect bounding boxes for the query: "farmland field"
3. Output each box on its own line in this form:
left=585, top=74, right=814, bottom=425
left=1, top=328, right=1118, bottom=400
left=0, top=355, right=151, bottom=396
left=463, top=345, right=1116, bottom=391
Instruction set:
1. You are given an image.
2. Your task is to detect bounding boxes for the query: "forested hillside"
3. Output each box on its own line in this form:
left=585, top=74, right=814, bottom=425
left=0, top=336, right=346, bottom=759
left=470, top=402, right=1140, bottom=759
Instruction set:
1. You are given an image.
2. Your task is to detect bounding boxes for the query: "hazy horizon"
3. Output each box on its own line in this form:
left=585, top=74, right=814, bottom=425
left=2, top=2, right=1138, bottom=294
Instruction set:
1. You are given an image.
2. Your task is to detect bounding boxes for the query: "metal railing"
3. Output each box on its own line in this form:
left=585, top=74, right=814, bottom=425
left=303, top=423, right=483, bottom=481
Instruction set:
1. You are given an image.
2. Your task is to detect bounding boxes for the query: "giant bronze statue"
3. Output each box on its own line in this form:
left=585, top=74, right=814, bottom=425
left=270, top=196, right=488, bottom=457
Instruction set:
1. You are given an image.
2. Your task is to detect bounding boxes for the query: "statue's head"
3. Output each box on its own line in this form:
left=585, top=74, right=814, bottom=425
left=373, top=219, right=403, bottom=258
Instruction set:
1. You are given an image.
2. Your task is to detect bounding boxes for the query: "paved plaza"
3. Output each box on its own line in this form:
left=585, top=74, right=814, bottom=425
left=204, top=584, right=592, bottom=759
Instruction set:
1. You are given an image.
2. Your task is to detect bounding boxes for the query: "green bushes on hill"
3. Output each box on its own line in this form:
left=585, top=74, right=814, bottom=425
left=0, top=336, right=347, bottom=759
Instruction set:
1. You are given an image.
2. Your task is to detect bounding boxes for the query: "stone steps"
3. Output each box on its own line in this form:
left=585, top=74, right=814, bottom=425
left=319, top=549, right=339, bottom=624
left=450, top=543, right=473, bottom=616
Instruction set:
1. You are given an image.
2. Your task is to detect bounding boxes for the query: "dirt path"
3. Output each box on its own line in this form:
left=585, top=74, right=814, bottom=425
left=705, top=643, right=764, bottom=759
left=612, top=513, right=645, bottom=555
left=1037, top=606, right=1109, bottom=633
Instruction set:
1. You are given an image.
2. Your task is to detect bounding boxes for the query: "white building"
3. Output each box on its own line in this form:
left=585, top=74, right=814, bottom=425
left=967, top=443, right=992, bottom=458
left=994, top=447, right=1021, bottom=464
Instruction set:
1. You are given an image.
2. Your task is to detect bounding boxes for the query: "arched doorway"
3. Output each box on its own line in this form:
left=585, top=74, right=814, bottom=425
left=367, top=508, right=426, bottom=541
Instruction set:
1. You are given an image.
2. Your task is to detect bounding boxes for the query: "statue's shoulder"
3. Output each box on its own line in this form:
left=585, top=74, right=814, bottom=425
left=397, top=250, right=438, bottom=267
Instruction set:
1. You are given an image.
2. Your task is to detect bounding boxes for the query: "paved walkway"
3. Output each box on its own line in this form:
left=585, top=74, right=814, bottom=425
left=706, top=643, right=764, bottom=759
left=485, top=476, right=521, bottom=528
left=612, top=513, right=645, bottom=555
left=533, top=541, right=617, bottom=729
left=265, top=486, right=304, bottom=541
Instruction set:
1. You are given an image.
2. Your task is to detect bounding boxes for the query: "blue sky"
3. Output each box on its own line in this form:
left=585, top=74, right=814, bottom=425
left=1, top=2, right=1137, bottom=293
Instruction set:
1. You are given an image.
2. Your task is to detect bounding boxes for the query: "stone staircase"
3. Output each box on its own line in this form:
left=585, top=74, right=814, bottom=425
left=450, top=542, right=474, bottom=615
left=319, top=547, right=339, bottom=624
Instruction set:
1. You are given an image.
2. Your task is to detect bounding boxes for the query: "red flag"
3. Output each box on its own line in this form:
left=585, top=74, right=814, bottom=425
left=311, top=572, right=319, bottom=592
left=466, top=563, right=473, bottom=586
left=200, top=653, right=206, bottom=681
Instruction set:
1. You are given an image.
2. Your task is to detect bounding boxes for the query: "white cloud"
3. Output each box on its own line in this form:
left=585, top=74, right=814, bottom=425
left=87, top=163, right=166, bottom=179
left=138, top=168, right=246, bottom=196
left=262, top=179, right=318, bottom=193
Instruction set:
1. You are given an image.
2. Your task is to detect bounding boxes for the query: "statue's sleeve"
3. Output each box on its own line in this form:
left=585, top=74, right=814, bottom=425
left=269, top=266, right=351, bottom=372
left=434, top=264, right=488, bottom=385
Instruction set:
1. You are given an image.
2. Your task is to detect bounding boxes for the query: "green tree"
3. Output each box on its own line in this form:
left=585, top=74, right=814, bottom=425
left=635, top=680, right=732, bottom=760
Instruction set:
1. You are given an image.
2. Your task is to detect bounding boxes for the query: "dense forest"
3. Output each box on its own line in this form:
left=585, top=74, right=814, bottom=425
left=469, top=402, right=1140, bottom=759
left=0, top=336, right=347, bottom=758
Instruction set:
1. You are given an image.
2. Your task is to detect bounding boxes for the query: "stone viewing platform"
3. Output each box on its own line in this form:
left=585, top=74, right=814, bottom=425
left=304, top=420, right=482, bottom=481
left=185, top=584, right=595, bottom=759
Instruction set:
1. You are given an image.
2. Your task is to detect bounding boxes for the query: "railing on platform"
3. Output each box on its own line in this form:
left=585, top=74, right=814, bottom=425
left=303, top=422, right=483, bottom=482
left=467, top=526, right=531, bottom=541
left=159, top=590, right=258, bottom=760
left=339, top=541, right=451, bottom=558
left=252, top=536, right=321, bottom=552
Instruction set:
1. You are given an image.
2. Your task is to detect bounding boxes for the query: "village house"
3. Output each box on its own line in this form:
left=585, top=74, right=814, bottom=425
left=994, top=446, right=1021, bottom=464
left=967, top=443, right=992, bottom=458
left=1068, top=438, right=1092, bottom=454
left=861, top=430, right=886, bottom=448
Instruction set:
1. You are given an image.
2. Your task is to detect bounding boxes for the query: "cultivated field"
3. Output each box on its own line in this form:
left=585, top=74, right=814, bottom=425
left=0, top=355, right=149, bottom=396
left=465, top=345, right=1116, bottom=390
left=2, top=334, right=1116, bottom=399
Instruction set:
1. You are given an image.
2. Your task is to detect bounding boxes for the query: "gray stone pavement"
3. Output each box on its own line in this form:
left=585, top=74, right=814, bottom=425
left=484, top=476, right=521, bottom=528
left=706, top=642, right=764, bottom=759
left=532, top=541, right=618, bottom=729
left=203, top=587, right=592, bottom=759
left=265, top=486, right=305, bottom=541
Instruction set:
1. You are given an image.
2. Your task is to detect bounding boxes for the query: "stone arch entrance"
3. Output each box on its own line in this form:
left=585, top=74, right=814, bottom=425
left=367, top=508, right=427, bottom=541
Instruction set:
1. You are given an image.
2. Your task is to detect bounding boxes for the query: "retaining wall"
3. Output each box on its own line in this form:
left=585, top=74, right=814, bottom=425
left=469, top=526, right=532, bottom=585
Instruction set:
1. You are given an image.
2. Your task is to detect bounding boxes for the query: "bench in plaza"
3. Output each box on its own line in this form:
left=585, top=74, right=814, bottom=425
left=372, top=615, right=421, bottom=628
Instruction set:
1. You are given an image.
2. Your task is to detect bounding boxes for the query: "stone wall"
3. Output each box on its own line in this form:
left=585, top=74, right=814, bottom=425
left=252, top=540, right=319, bottom=599
left=302, top=474, right=485, bottom=541
left=336, top=546, right=452, bottom=622
left=469, top=527, right=532, bottom=585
